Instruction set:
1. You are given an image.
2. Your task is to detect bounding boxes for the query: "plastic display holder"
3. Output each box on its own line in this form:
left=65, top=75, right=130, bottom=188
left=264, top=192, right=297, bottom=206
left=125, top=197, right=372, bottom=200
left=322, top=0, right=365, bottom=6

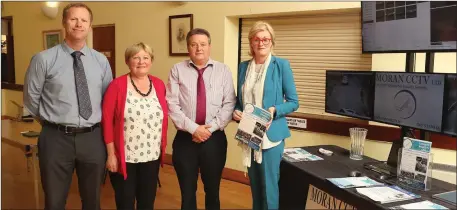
left=396, top=148, right=433, bottom=191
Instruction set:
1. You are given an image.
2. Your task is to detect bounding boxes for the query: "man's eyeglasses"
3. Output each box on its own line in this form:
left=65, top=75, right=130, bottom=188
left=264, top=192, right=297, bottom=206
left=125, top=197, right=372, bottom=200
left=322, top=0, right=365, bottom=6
left=252, top=38, right=272, bottom=45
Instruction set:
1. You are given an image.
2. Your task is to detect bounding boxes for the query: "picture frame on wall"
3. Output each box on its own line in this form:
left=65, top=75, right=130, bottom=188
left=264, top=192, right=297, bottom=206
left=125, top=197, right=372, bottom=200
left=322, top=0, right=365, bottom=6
left=169, top=14, right=193, bottom=56
left=43, top=30, right=62, bottom=50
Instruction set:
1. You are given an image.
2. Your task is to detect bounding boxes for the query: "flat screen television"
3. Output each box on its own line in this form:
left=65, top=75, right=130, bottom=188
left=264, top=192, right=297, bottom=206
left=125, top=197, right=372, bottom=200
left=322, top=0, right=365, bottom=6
left=442, top=74, right=457, bottom=137
left=373, top=72, right=446, bottom=133
left=361, top=1, right=457, bottom=53
left=325, top=71, right=375, bottom=120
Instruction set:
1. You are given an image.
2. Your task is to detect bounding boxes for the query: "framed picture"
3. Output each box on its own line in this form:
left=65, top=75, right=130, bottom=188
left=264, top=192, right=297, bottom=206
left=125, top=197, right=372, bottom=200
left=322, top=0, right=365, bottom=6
left=43, top=30, right=62, bottom=50
left=169, top=14, right=193, bottom=56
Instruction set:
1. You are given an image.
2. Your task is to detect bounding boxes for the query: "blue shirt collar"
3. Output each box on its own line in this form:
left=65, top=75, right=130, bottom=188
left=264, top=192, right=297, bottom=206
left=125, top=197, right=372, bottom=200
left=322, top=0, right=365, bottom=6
left=62, top=40, right=90, bottom=56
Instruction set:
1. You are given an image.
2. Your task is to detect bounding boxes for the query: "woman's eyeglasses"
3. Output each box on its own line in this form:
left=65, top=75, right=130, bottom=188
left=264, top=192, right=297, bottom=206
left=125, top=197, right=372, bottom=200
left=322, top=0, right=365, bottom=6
left=252, top=37, right=272, bottom=45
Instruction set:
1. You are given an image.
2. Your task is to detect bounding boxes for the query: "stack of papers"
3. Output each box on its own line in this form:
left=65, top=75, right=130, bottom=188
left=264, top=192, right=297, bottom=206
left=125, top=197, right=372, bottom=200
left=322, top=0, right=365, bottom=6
left=283, top=148, right=323, bottom=162
left=356, top=185, right=420, bottom=204
left=327, top=177, right=384, bottom=188
left=390, top=200, right=448, bottom=209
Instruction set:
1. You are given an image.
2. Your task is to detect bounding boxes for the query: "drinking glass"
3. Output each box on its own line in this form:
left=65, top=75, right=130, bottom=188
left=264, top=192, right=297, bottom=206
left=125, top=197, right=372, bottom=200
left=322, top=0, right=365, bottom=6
left=349, top=127, right=368, bottom=160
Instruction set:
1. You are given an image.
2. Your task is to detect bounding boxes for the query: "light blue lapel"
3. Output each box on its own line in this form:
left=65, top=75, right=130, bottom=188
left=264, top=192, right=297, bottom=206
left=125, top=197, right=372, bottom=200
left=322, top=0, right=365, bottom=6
left=262, top=56, right=276, bottom=108
left=238, top=62, right=249, bottom=108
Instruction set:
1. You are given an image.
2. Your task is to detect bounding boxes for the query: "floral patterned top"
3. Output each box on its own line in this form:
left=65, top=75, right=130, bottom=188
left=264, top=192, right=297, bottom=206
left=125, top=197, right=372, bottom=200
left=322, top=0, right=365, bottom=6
left=123, top=88, right=163, bottom=163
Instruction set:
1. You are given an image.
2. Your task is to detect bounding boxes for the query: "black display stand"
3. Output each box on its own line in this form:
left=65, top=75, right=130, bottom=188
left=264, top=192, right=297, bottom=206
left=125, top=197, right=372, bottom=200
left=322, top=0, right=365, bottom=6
left=387, top=52, right=437, bottom=168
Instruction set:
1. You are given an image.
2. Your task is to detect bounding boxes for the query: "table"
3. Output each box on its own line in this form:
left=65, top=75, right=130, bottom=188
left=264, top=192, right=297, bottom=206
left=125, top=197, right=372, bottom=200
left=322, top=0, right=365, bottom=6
left=2, top=119, right=41, bottom=209
left=279, top=145, right=456, bottom=210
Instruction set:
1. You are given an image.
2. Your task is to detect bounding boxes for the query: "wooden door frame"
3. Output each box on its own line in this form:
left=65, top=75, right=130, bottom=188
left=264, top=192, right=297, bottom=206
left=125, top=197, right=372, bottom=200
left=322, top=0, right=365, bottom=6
left=93, top=24, right=115, bottom=28
left=92, top=24, right=116, bottom=78
left=1, top=16, right=20, bottom=91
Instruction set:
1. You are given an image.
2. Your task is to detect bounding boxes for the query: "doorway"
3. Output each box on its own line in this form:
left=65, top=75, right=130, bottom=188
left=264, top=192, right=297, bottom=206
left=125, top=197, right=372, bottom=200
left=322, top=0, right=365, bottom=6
left=1, top=16, right=16, bottom=84
left=92, top=24, right=115, bottom=78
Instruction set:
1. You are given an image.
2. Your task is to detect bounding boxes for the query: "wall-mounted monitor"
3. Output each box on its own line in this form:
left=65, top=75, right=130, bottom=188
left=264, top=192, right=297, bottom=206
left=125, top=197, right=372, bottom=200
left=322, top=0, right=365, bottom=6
left=373, top=72, right=445, bottom=132
left=325, top=71, right=375, bottom=120
left=362, top=1, right=457, bottom=53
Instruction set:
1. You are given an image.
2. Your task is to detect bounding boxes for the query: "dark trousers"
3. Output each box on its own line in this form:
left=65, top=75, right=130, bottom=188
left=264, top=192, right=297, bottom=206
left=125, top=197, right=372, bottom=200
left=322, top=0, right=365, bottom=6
left=109, top=160, right=160, bottom=210
left=38, top=124, right=107, bottom=210
left=172, top=130, right=227, bottom=210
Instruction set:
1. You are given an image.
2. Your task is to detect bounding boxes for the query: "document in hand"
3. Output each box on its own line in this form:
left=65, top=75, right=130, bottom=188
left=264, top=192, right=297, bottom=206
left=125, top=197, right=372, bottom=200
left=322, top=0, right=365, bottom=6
left=235, top=103, right=271, bottom=151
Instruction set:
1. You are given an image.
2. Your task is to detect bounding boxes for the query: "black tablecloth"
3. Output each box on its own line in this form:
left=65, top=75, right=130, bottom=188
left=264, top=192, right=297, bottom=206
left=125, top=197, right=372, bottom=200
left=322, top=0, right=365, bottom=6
left=279, top=145, right=456, bottom=210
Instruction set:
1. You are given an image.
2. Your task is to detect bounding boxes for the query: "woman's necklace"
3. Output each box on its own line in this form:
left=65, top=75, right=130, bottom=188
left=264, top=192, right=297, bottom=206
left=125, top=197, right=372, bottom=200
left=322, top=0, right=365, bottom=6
left=251, top=63, right=265, bottom=105
left=254, top=64, right=264, bottom=83
left=130, top=75, right=152, bottom=97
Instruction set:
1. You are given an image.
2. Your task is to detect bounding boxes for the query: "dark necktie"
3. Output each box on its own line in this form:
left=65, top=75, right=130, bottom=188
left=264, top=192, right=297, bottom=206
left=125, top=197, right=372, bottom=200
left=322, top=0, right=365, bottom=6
left=71, top=51, right=92, bottom=120
left=194, top=66, right=207, bottom=125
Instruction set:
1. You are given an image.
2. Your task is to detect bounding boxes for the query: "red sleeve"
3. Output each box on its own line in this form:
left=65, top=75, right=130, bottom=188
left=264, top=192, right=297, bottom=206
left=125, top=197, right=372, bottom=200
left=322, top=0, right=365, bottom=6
left=160, top=79, right=168, bottom=147
left=102, top=80, right=118, bottom=144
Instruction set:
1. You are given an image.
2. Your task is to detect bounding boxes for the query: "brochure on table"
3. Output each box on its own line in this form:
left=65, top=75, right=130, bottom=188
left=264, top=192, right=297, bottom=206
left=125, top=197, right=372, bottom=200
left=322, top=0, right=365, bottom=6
left=283, top=148, right=323, bottom=162
left=356, top=185, right=420, bottom=204
left=390, top=200, right=448, bottom=209
left=398, top=137, right=433, bottom=191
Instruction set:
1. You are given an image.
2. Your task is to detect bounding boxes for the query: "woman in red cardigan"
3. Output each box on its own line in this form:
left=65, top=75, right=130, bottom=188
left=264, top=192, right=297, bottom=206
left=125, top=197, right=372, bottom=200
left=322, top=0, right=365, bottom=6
left=102, top=42, right=168, bottom=209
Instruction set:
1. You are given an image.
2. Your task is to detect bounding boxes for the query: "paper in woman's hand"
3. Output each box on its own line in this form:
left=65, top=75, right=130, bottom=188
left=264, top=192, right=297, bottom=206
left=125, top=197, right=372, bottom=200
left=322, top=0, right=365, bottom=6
left=234, top=103, right=271, bottom=151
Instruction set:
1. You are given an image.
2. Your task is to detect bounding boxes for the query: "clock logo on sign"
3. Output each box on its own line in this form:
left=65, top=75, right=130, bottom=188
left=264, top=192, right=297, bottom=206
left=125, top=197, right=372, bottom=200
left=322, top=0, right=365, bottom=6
left=394, top=90, right=417, bottom=119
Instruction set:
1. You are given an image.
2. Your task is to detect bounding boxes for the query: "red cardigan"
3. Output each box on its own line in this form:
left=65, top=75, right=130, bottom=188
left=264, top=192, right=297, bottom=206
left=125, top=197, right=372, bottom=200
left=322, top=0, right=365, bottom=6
left=102, top=74, right=168, bottom=180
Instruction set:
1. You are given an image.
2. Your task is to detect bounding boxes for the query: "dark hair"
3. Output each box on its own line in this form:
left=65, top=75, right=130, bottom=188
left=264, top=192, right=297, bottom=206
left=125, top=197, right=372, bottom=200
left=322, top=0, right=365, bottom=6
left=186, top=28, right=211, bottom=45
left=62, top=3, right=93, bottom=24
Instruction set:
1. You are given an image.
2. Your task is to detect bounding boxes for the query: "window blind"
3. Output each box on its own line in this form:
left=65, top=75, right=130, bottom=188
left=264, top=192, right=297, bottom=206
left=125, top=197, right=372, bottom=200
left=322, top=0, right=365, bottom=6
left=240, top=9, right=372, bottom=115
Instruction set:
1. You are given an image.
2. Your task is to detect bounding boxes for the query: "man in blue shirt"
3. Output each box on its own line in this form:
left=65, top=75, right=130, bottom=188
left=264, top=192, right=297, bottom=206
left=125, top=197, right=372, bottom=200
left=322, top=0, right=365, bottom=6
left=23, top=3, right=113, bottom=209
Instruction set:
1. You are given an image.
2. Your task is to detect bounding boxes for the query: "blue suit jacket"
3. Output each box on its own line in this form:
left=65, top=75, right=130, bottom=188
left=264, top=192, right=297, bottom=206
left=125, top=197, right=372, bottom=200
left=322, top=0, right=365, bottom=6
left=235, top=56, right=299, bottom=142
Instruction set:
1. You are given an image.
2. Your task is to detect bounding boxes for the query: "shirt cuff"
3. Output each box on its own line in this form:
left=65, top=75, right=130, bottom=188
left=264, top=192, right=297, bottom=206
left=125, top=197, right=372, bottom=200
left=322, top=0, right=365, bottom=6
left=186, top=120, right=199, bottom=135
left=207, top=121, right=220, bottom=133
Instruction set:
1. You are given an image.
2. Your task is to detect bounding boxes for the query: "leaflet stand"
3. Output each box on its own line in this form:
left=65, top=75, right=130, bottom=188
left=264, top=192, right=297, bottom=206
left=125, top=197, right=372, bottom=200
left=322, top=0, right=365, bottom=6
left=396, top=149, right=434, bottom=191
left=392, top=52, right=435, bottom=192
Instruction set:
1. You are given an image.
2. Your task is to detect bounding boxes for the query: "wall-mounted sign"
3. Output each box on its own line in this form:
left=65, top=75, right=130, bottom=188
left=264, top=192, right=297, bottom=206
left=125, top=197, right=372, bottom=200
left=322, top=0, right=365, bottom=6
left=286, top=117, right=307, bottom=129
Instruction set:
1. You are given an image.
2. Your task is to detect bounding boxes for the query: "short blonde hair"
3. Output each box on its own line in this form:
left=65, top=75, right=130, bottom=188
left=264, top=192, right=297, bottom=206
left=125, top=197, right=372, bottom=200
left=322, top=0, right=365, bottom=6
left=248, top=21, right=276, bottom=57
left=124, top=42, right=154, bottom=62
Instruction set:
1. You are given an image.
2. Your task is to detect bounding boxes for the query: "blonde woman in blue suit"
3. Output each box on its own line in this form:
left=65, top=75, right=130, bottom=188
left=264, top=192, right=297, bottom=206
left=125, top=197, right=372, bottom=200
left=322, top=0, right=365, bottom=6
left=233, top=21, right=299, bottom=210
